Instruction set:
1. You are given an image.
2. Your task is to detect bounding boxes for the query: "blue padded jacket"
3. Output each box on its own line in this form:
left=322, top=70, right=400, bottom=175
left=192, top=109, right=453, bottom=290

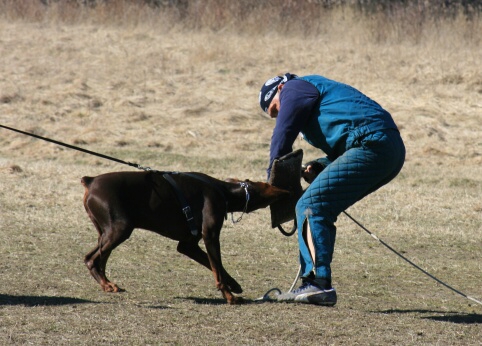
left=299, top=75, right=398, bottom=159
left=267, top=75, right=399, bottom=177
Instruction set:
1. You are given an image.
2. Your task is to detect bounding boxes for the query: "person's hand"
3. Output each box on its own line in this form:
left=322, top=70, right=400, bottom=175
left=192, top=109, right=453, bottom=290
left=301, top=160, right=327, bottom=184
left=301, top=164, right=318, bottom=184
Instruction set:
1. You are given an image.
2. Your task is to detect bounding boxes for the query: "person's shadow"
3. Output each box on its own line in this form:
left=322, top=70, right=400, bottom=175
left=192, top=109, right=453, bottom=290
left=376, top=309, right=482, bottom=324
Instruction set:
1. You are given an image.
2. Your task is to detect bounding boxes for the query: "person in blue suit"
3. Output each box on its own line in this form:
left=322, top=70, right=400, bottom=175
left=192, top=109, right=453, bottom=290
left=259, top=73, right=405, bottom=305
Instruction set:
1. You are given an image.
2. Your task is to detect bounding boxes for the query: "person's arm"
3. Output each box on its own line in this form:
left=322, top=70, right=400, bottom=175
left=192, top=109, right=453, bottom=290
left=267, top=80, right=319, bottom=178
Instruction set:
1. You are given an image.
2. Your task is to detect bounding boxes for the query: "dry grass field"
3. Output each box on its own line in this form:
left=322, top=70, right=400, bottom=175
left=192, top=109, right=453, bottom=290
left=0, top=2, right=481, bottom=345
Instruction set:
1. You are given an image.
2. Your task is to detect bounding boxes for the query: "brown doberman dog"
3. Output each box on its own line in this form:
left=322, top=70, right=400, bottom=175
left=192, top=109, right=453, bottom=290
left=81, top=170, right=289, bottom=304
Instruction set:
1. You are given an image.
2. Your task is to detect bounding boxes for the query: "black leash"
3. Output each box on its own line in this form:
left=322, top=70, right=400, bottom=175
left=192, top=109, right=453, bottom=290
left=0, top=124, right=202, bottom=236
left=0, top=124, right=152, bottom=171
left=277, top=221, right=297, bottom=236
left=1, top=123, right=234, bottom=237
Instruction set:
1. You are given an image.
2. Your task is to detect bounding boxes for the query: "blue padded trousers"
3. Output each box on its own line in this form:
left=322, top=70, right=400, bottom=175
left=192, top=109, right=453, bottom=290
left=295, top=129, right=405, bottom=280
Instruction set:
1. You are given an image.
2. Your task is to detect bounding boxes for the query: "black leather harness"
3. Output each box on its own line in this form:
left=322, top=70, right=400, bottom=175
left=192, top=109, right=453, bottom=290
left=162, top=172, right=228, bottom=237
left=162, top=173, right=199, bottom=236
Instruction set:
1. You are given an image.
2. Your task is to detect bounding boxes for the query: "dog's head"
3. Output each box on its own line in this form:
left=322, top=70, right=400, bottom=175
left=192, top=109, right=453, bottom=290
left=226, top=178, right=291, bottom=212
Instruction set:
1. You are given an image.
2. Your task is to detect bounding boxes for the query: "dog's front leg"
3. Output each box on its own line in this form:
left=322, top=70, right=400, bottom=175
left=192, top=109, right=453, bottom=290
left=177, top=241, right=243, bottom=294
left=202, top=221, right=243, bottom=305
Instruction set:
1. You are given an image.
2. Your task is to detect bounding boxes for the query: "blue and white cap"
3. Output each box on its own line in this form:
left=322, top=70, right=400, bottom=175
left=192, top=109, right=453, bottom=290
left=259, top=73, right=297, bottom=113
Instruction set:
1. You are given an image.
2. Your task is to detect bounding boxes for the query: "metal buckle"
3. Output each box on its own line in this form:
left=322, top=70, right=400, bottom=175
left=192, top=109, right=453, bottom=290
left=182, top=206, right=193, bottom=221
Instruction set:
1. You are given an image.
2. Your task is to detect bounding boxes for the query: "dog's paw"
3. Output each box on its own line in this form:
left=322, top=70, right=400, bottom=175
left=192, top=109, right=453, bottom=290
left=228, top=296, right=246, bottom=305
left=102, top=282, right=122, bottom=293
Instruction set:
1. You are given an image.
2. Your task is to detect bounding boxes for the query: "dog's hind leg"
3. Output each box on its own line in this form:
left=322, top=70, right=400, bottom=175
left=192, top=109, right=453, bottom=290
left=177, top=241, right=243, bottom=294
left=84, top=218, right=107, bottom=286
left=85, top=220, right=133, bottom=293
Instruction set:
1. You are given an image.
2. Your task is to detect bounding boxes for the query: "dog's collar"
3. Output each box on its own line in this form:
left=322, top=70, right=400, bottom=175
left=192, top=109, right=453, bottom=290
left=231, top=182, right=250, bottom=224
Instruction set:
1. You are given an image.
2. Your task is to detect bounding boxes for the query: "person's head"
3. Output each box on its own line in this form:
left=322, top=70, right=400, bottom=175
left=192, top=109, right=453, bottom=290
left=259, top=76, right=283, bottom=114
left=259, top=73, right=297, bottom=118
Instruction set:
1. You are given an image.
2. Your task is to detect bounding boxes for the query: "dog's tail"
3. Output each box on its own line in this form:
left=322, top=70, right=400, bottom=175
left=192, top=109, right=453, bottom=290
left=81, top=176, right=94, bottom=188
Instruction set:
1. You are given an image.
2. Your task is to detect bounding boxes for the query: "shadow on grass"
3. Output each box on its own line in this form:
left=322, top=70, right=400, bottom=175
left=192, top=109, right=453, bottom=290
left=0, top=294, right=97, bottom=307
left=179, top=297, right=280, bottom=305
left=377, top=309, right=482, bottom=324
left=136, top=303, right=172, bottom=310
left=422, top=313, right=482, bottom=324
left=177, top=297, right=228, bottom=305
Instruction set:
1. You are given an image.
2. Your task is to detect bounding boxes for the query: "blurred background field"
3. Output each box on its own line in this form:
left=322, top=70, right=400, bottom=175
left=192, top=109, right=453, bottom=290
left=0, top=1, right=481, bottom=345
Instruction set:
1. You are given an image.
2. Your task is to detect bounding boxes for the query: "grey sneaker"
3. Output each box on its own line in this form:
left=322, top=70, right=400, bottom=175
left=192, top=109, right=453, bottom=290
left=276, top=281, right=337, bottom=306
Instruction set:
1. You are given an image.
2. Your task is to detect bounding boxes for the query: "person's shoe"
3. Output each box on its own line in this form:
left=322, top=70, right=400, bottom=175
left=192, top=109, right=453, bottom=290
left=276, top=280, right=337, bottom=306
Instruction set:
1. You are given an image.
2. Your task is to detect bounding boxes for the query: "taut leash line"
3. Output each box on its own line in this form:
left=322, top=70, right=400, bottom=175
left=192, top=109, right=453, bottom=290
left=0, top=124, right=151, bottom=171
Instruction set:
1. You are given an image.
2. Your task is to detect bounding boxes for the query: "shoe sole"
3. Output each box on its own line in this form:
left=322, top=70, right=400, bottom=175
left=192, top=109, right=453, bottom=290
left=294, top=290, right=337, bottom=306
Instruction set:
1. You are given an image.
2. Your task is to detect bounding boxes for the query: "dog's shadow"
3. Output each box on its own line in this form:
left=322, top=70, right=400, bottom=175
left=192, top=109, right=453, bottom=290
left=0, top=293, right=96, bottom=307
left=179, top=297, right=275, bottom=305
left=376, top=309, right=482, bottom=325
left=177, top=297, right=229, bottom=305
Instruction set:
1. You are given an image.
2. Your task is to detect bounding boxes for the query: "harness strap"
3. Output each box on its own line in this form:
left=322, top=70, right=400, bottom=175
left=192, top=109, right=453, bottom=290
left=184, top=172, right=228, bottom=220
left=162, top=173, right=198, bottom=237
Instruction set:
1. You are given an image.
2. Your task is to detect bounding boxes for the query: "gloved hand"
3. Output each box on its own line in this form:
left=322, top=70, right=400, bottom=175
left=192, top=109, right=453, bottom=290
left=301, top=160, right=327, bottom=183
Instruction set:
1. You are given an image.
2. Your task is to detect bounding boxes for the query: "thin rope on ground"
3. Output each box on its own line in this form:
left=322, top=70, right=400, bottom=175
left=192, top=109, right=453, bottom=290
left=343, top=211, right=482, bottom=306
